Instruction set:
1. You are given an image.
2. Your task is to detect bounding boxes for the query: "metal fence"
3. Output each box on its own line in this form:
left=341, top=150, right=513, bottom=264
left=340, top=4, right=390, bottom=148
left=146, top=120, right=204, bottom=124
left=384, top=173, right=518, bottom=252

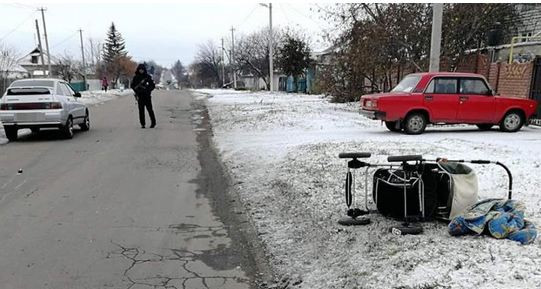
left=0, top=78, right=16, bottom=96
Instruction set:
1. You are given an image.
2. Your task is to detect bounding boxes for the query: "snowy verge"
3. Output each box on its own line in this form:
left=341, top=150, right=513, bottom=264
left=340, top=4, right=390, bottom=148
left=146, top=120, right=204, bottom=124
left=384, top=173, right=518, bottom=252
left=79, top=89, right=133, bottom=105
left=199, top=89, right=541, bottom=289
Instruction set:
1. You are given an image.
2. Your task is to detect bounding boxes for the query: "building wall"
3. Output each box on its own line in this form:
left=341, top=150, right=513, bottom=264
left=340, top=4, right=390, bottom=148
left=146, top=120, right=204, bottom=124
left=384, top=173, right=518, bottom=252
left=512, top=4, right=541, bottom=37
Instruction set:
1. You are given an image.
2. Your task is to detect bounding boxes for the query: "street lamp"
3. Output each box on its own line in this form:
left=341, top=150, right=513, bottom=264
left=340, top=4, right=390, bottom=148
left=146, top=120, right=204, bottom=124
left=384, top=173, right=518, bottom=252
left=259, top=3, right=273, bottom=92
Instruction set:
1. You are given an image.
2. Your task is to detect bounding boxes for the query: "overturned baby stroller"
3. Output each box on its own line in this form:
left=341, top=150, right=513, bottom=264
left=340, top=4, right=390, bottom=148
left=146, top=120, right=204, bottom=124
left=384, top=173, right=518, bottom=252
left=337, top=153, right=513, bottom=235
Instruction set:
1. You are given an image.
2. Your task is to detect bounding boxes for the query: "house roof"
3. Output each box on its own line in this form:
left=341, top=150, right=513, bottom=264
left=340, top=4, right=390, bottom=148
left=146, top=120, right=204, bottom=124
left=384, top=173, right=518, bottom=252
left=0, top=63, right=27, bottom=73
left=17, top=47, right=60, bottom=66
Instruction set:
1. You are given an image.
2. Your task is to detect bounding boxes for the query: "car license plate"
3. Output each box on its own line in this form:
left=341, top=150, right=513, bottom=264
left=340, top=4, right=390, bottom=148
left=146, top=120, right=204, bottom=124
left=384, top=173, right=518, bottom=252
left=15, top=112, right=45, bottom=122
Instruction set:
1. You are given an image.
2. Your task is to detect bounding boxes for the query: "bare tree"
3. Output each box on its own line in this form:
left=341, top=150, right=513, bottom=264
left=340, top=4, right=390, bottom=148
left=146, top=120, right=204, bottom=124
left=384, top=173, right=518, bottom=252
left=235, top=28, right=283, bottom=89
left=85, top=38, right=102, bottom=67
left=56, top=53, right=83, bottom=83
left=0, top=43, right=21, bottom=93
left=192, top=40, right=222, bottom=87
left=0, top=43, right=20, bottom=73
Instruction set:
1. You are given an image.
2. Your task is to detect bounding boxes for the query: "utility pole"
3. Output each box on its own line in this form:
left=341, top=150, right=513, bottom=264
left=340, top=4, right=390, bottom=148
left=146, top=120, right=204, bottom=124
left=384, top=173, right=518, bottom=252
left=429, top=3, right=443, bottom=72
left=221, top=38, right=226, bottom=87
left=39, top=7, right=52, bottom=77
left=89, top=38, right=95, bottom=66
left=260, top=3, right=274, bottom=92
left=230, top=27, right=237, bottom=89
left=79, top=29, right=87, bottom=90
left=268, top=3, right=273, bottom=92
left=35, top=19, right=46, bottom=76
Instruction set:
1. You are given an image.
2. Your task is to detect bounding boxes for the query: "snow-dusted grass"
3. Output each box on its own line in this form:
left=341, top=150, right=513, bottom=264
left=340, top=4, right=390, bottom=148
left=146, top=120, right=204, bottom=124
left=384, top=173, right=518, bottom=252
left=200, top=89, right=541, bottom=289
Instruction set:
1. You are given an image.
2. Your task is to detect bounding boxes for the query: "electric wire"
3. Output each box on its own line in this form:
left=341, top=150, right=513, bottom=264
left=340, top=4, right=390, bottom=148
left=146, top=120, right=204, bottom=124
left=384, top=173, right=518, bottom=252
left=51, top=31, right=78, bottom=49
left=0, top=11, right=36, bottom=42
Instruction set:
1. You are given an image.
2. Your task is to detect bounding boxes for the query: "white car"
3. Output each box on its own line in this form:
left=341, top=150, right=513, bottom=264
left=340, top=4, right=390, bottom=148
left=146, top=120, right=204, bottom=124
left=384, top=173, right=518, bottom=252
left=0, top=78, right=90, bottom=141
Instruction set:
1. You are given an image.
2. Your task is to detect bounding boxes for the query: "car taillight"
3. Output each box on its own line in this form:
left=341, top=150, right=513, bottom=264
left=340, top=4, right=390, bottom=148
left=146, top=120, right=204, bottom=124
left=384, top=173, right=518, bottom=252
left=46, top=102, right=62, bottom=109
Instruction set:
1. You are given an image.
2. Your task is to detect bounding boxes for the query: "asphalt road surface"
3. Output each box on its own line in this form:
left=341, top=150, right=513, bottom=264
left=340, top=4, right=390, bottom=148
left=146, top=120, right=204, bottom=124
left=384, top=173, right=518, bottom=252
left=0, top=90, right=260, bottom=289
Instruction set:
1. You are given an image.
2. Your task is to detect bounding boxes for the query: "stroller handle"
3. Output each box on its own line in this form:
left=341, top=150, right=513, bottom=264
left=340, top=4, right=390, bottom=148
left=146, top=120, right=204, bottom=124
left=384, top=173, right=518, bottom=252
left=387, top=155, right=423, bottom=162
left=430, top=158, right=513, bottom=200
left=339, top=152, right=371, bottom=159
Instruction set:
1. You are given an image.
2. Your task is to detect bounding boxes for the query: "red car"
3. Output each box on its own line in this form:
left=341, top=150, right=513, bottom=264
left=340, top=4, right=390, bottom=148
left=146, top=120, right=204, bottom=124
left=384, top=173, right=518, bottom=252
left=360, top=72, right=538, bottom=134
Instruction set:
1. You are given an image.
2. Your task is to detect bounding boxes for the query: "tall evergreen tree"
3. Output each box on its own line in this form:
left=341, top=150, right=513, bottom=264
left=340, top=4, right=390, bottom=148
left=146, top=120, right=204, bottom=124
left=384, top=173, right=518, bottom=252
left=102, top=22, right=127, bottom=64
left=171, top=60, right=188, bottom=87
left=277, top=34, right=312, bottom=92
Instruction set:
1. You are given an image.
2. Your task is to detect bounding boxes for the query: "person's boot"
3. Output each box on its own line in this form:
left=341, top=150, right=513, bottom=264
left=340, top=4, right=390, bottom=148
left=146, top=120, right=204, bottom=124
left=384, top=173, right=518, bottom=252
left=150, top=123, right=156, bottom=128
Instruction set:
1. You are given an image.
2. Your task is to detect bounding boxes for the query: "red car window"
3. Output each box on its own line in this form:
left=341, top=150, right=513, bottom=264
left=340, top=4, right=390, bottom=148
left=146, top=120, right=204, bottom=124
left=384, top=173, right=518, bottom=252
left=459, top=78, right=490, bottom=95
left=425, top=78, right=458, bottom=94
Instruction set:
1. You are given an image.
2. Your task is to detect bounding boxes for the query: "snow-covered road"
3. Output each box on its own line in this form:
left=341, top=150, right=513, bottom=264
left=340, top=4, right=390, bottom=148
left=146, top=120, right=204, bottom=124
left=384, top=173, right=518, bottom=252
left=198, top=89, right=541, bottom=289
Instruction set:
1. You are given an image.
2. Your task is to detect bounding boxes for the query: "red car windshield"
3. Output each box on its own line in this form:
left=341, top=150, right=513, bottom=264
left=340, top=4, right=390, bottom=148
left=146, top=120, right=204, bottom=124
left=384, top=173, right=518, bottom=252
left=391, top=75, right=421, bottom=93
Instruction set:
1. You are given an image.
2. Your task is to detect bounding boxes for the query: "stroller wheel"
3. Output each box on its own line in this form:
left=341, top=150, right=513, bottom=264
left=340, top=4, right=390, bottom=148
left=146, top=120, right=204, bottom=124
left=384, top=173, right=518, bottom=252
left=390, top=224, right=423, bottom=235
left=338, top=216, right=371, bottom=226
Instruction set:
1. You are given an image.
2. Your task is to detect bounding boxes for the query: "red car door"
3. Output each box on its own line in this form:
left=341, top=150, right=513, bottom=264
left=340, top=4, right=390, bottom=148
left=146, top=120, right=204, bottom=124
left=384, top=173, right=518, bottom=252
left=456, top=78, right=495, bottom=123
left=423, top=77, right=459, bottom=122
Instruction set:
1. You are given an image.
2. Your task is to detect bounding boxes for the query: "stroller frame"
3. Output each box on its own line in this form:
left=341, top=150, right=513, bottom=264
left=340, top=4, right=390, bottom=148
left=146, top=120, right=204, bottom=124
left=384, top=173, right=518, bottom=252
left=337, top=152, right=514, bottom=235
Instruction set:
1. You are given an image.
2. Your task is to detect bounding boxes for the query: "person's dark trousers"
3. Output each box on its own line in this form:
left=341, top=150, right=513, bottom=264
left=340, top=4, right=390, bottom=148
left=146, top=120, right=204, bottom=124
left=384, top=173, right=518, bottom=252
left=137, top=96, right=156, bottom=127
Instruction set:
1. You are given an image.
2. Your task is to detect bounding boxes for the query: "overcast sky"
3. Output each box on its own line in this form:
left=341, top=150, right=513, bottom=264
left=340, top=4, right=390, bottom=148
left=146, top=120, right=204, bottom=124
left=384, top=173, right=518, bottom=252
left=0, top=1, right=332, bottom=68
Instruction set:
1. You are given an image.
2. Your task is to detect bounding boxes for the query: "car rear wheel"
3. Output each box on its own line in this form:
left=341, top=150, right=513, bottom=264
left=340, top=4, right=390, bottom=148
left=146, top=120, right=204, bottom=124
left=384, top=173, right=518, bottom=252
left=385, top=121, right=402, bottom=132
left=61, top=117, right=74, bottom=139
left=403, top=113, right=427, bottom=135
left=499, top=111, right=524, bottom=132
left=80, top=112, right=90, bottom=131
left=4, top=127, right=18, bottom=141
left=476, top=124, right=493, bottom=131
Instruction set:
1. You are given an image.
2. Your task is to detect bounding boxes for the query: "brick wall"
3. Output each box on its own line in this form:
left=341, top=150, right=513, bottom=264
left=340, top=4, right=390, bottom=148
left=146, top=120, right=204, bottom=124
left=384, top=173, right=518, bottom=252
left=487, top=63, right=500, bottom=90
left=451, top=54, right=534, bottom=99
left=440, top=53, right=490, bottom=77
left=494, top=62, right=533, bottom=99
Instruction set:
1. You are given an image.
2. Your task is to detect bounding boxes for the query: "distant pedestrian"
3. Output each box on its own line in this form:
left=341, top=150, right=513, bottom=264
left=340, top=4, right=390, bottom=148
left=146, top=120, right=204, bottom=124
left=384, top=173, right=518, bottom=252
left=131, top=64, right=156, bottom=128
left=101, top=76, right=109, bottom=92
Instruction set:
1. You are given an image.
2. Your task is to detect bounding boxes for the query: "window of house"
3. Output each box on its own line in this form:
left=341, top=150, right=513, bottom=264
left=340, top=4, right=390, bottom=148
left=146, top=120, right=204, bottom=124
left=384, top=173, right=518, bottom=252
left=425, top=78, right=458, bottom=94
left=31, top=55, right=38, bottom=64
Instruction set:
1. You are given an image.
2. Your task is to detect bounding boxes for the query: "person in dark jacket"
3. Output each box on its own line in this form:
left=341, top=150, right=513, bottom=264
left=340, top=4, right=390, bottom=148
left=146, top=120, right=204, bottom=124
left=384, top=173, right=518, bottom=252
left=131, top=63, right=156, bottom=128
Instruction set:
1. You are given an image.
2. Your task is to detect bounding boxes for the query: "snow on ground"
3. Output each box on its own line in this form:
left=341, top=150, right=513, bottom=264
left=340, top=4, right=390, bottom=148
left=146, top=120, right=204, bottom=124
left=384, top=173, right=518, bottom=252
left=0, top=122, right=6, bottom=144
left=198, top=89, right=541, bottom=289
left=79, top=88, right=133, bottom=105
left=0, top=89, right=130, bottom=145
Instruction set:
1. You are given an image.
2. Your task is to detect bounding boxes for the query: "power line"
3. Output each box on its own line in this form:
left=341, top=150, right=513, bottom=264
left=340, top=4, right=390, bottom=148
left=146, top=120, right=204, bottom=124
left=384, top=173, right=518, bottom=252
left=0, top=11, right=36, bottom=42
left=236, top=4, right=259, bottom=29
left=2, top=3, right=37, bottom=10
left=287, top=3, right=327, bottom=30
left=51, top=31, right=78, bottom=48
left=278, top=3, right=291, bottom=26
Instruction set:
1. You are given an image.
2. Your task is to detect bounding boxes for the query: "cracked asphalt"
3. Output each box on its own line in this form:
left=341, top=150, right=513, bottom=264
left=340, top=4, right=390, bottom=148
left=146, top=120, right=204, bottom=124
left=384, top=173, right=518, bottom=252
left=0, top=90, right=261, bottom=289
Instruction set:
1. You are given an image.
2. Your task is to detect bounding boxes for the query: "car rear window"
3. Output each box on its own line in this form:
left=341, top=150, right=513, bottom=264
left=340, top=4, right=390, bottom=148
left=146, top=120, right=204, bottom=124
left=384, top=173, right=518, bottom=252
left=459, top=78, right=489, bottom=95
left=391, top=75, right=422, bottom=93
left=10, top=80, right=55, bottom=88
left=425, top=78, right=458, bottom=94
left=7, top=87, right=51, bottom=95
